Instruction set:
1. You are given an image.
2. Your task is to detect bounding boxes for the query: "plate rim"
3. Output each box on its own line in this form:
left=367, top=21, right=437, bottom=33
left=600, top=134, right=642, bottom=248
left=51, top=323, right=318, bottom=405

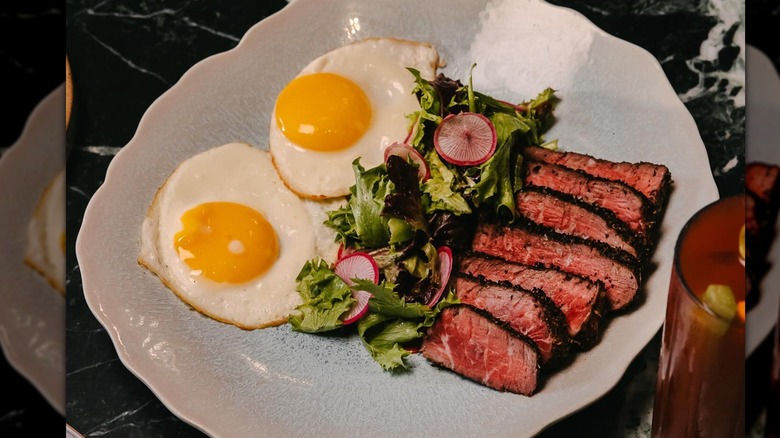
left=75, top=0, right=720, bottom=436
left=0, top=84, right=66, bottom=416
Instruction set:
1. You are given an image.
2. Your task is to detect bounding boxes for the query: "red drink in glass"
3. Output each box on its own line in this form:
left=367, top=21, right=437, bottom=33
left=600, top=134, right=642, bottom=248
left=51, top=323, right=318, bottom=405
left=767, top=302, right=780, bottom=438
left=651, top=195, right=745, bottom=437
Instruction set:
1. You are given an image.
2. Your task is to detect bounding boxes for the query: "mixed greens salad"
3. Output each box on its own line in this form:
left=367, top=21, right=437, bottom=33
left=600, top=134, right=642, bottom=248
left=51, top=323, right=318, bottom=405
left=288, top=66, right=558, bottom=370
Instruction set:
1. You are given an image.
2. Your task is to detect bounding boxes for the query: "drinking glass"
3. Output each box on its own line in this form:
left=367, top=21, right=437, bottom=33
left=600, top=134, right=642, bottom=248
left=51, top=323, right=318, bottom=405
left=766, top=300, right=780, bottom=438
left=651, top=195, right=745, bottom=437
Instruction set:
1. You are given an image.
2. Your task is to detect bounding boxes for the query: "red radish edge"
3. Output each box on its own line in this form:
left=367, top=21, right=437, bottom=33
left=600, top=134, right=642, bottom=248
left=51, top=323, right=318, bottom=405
left=403, top=343, right=422, bottom=354
left=383, top=142, right=430, bottom=181
left=334, top=252, right=379, bottom=286
left=337, top=243, right=358, bottom=260
left=433, top=112, right=497, bottom=166
left=334, top=252, right=379, bottom=325
left=342, top=290, right=373, bottom=325
left=497, top=99, right=528, bottom=113
left=427, top=246, right=453, bottom=307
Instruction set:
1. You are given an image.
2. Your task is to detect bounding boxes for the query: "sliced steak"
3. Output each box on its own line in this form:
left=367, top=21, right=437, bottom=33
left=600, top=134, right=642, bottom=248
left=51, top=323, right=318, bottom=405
left=421, top=305, right=539, bottom=395
left=472, top=220, right=641, bottom=311
left=745, top=162, right=780, bottom=310
left=523, top=160, right=655, bottom=236
left=453, top=275, right=569, bottom=364
left=746, top=191, right=776, bottom=262
left=458, top=251, right=605, bottom=348
left=746, top=162, right=780, bottom=204
left=516, top=186, right=644, bottom=258
left=522, top=146, right=672, bottom=208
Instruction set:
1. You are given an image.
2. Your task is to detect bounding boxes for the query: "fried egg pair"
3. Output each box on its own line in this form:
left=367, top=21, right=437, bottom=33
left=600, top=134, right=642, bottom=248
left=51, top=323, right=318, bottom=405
left=25, top=169, right=66, bottom=295
left=269, top=37, right=440, bottom=199
left=138, top=143, right=331, bottom=329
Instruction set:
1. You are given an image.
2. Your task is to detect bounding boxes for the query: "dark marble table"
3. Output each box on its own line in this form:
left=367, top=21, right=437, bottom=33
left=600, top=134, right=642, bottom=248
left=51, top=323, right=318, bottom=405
left=65, top=1, right=747, bottom=436
left=0, top=2, right=65, bottom=436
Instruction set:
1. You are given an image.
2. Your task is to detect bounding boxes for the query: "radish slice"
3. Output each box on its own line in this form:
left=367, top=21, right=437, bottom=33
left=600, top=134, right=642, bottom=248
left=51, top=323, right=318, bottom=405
left=334, top=253, right=378, bottom=325
left=342, top=289, right=373, bottom=325
left=383, top=142, right=430, bottom=181
left=334, top=252, right=379, bottom=286
left=336, top=243, right=358, bottom=261
left=427, top=246, right=453, bottom=307
left=433, top=112, right=497, bottom=166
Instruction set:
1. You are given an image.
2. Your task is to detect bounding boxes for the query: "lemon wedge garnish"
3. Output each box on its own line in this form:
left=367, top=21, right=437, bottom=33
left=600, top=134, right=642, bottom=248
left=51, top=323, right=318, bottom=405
left=702, top=284, right=737, bottom=321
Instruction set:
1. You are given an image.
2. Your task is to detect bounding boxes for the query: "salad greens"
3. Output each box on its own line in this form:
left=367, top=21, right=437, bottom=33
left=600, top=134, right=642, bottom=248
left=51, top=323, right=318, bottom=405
left=289, top=66, right=558, bottom=371
left=291, top=263, right=458, bottom=370
left=407, top=67, right=558, bottom=219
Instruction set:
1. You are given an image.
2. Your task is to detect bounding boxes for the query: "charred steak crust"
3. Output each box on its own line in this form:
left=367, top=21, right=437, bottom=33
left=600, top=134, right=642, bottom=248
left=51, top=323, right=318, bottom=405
left=504, top=215, right=641, bottom=271
left=453, top=273, right=571, bottom=366
left=747, top=162, right=780, bottom=204
left=422, top=304, right=540, bottom=396
left=745, top=162, right=780, bottom=310
left=747, top=189, right=778, bottom=263
left=517, top=185, right=649, bottom=258
left=473, top=216, right=642, bottom=311
left=521, top=145, right=673, bottom=209
left=523, top=159, right=659, bottom=236
left=419, top=147, right=675, bottom=396
left=456, top=250, right=607, bottom=349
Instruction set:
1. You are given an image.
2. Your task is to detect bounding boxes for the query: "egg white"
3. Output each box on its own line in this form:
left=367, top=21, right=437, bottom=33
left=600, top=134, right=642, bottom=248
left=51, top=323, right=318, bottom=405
left=25, top=169, right=66, bottom=295
left=138, top=142, right=317, bottom=329
left=302, top=197, right=347, bottom=265
left=269, top=37, right=440, bottom=199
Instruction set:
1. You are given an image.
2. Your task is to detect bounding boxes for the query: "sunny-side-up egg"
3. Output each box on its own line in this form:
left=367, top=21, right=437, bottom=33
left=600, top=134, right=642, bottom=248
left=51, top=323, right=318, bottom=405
left=269, top=37, right=440, bottom=199
left=25, top=169, right=66, bottom=295
left=138, top=142, right=324, bottom=329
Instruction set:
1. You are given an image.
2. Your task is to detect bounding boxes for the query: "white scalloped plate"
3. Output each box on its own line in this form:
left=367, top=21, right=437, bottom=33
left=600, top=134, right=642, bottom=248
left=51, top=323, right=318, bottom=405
left=746, top=44, right=780, bottom=356
left=76, top=1, right=718, bottom=436
left=0, top=85, right=65, bottom=415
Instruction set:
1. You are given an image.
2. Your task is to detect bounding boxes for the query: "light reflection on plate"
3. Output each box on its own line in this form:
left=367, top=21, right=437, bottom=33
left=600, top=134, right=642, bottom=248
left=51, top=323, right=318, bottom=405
left=76, top=0, right=718, bottom=436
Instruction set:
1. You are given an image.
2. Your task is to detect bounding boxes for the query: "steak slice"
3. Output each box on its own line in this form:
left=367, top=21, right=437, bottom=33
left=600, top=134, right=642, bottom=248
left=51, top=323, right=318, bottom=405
left=516, top=186, right=644, bottom=259
left=453, top=275, right=569, bottom=365
left=745, top=162, right=780, bottom=310
left=458, top=251, right=605, bottom=348
left=523, top=160, right=655, bottom=236
left=746, top=162, right=780, bottom=204
left=421, top=305, right=539, bottom=396
left=472, top=220, right=641, bottom=311
left=746, top=191, right=776, bottom=263
left=522, top=146, right=672, bottom=208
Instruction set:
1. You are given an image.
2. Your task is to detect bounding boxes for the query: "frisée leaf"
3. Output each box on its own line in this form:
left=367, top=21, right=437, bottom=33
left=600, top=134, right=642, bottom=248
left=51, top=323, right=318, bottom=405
left=289, top=258, right=355, bottom=333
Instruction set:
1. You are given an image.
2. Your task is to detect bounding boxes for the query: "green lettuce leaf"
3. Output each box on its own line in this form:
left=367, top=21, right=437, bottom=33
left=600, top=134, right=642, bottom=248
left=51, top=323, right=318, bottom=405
left=518, top=87, right=559, bottom=144
left=324, top=204, right=359, bottom=248
left=350, top=159, right=394, bottom=248
left=467, top=112, right=531, bottom=217
left=288, top=259, right=355, bottom=333
left=352, top=279, right=435, bottom=320
left=357, top=313, right=421, bottom=370
left=422, top=150, right=472, bottom=215
left=356, top=289, right=460, bottom=370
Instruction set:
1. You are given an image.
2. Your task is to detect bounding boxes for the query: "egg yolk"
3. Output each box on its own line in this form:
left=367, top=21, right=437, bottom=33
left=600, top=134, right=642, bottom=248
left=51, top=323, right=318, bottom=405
left=174, top=202, right=279, bottom=284
left=275, top=72, right=372, bottom=151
